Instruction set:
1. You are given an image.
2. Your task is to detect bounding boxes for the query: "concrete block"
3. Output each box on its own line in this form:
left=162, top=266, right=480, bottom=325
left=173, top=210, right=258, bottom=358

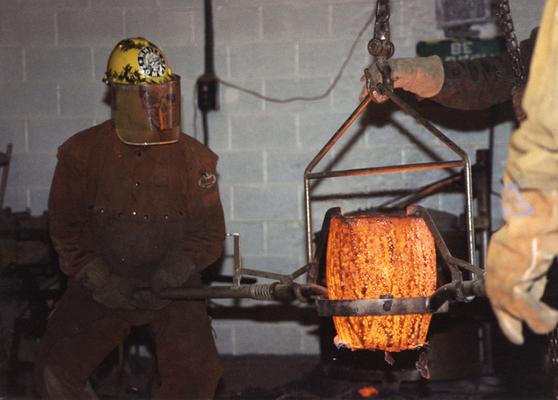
left=262, top=4, right=328, bottom=41
left=493, top=121, right=514, bottom=143
left=3, top=186, right=28, bottom=213
left=230, top=114, right=296, bottom=150
left=298, top=39, right=367, bottom=79
left=212, top=323, right=234, bottom=355
left=235, top=322, right=302, bottom=354
left=57, top=10, right=123, bottom=46
left=266, top=221, right=305, bottom=261
left=92, top=46, right=112, bottom=82
left=9, top=153, right=57, bottom=187
left=59, top=81, right=111, bottom=120
left=364, top=111, right=420, bottom=147
left=492, top=200, right=504, bottom=231
left=0, top=82, right=58, bottom=117
left=229, top=42, right=296, bottom=79
left=0, top=119, right=26, bottom=152
left=206, top=114, right=230, bottom=151
left=0, top=48, right=23, bottom=82
left=214, top=4, right=260, bottom=44
left=332, top=140, right=400, bottom=171
left=0, top=0, right=19, bottom=9
left=300, top=326, right=320, bottom=355
left=331, top=74, right=366, bottom=113
left=28, top=117, right=93, bottom=154
left=310, top=166, right=404, bottom=206
left=438, top=192, right=465, bottom=216
left=156, top=0, right=198, bottom=10
left=223, top=221, right=265, bottom=256
left=331, top=2, right=375, bottom=38
left=263, top=77, right=331, bottom=114
left=218, top=150, right=264, bottom=184
left=233, top=183, right=299, bottom=221
left=164, top=45, right=204, bottom=81
left=222, top=79, right=265, bottom=114
left=93, top=0, right=157, bottom=7
left=219, top=184, right=233, bottom=220
left=266, top=151, right=314, bottom=183
left=29, top=187, right=50, bottom=213
left=298, top=111, right=349, bottom=150
left=240, top=255, right=302, bottom=276
left=21, top=0, right=89, bottom=7
left=126, top=10, right=195, bottom=47
left=401, top=145, right=460, bottom=186
left=510, top=0, right=545, bottom=41
left=0, top=11, right=55, bottom=46
left=179, top=78, right=198, bottom=135
left=398, top=0, right=441, bottom=41
left=26, top=47, right=93, bottom=82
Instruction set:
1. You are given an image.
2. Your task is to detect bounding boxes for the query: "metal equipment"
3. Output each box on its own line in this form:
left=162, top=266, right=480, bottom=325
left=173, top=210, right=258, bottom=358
left=156, top=0, right=485, bottom=319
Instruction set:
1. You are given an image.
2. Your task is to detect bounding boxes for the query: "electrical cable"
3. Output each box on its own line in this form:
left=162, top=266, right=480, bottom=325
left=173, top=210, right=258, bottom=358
left=193, top=6, right=376, bottom=134
left=219, top=9, right=375, bottom=103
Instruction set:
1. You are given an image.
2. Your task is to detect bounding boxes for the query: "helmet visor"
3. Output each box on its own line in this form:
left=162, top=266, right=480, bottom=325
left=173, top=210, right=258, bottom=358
left=111, top=76, right=181, bottom=145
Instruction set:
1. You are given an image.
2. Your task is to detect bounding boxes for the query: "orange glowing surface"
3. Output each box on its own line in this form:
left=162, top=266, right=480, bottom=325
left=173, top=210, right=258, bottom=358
left=326, top=214, right=436, bottom=352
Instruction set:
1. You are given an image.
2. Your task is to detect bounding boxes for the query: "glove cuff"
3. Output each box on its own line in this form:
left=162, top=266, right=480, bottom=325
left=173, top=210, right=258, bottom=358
left=394, top=55, right=444, bottom=98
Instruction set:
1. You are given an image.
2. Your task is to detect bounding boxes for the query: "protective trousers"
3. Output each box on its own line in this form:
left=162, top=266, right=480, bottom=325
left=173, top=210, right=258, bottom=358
left=35, top=282, right=222, bottom=399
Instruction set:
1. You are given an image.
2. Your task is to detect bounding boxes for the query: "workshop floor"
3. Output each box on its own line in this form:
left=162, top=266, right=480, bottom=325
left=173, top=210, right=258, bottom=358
left=3, top=354, right=554, bottom=400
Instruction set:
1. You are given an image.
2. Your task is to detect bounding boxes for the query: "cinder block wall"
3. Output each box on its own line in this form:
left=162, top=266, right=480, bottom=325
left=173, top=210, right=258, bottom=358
left=0, top=0, right=545, bottom=354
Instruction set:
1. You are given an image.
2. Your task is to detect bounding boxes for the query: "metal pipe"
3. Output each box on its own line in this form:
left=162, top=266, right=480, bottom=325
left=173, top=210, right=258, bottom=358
left=157, top=283, right=293, bottom=301
left=427, top=279, right=485, bottom=312
left=304, top=94, right=373, bottom=264
left=381, top=85, right=476, bottom=266
left=153, top=283, right=328, bottom=303
left=379, top=172, right=463, bottom=209
left=306, top=161, right=464, bottom=180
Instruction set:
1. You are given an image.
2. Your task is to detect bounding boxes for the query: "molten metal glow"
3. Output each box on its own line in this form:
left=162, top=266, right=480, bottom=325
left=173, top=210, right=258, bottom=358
left=326, top=214, right=436, bottom=352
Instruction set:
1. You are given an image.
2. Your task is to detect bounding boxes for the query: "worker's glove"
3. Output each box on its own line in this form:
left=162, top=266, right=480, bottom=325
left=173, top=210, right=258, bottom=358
left=486, top=178, right=558, bottom=345
left=77, top=259, right=136, bottom=310
left=359, top=55, right=444, bottom=102
left=151, top=253, right=196, bottom=294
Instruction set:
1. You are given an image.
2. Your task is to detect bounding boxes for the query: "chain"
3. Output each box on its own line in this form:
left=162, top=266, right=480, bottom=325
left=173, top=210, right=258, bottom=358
left=367, top=0, right=394, bottom=62
left=365, top=0, right=394, bottom=94
left=495, top=0, right=526, bottom=87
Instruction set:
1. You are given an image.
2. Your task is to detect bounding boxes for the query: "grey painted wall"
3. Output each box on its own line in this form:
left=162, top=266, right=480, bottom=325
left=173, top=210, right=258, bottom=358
left=0, top=0, right=545, bottom=354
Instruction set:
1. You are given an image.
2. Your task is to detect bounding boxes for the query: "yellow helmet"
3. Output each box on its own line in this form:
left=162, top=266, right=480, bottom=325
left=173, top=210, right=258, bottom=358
left=103, top=37, right=174, bottom=85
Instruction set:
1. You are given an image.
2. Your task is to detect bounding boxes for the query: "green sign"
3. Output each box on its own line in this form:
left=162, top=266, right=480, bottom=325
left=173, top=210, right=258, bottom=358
left=416, top=37, right=506, bottom=61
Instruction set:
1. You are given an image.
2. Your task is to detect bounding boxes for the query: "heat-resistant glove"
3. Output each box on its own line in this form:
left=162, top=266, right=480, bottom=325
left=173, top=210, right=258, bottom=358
left=359, top=55, right=444, bottom=102
left=151, top=253, right=197, bottom=294
left=77, top=258, right=136, bottom=310
left=486, top=177, right=558, bottom=345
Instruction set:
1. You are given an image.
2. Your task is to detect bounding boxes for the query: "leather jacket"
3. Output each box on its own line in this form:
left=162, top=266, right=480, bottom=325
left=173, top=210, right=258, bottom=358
left=48, top=120, right=225, bottom=288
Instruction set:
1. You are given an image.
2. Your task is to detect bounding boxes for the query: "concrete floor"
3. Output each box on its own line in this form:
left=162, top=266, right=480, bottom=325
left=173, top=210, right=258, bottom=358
left=3, top=354, right=554, bottom=400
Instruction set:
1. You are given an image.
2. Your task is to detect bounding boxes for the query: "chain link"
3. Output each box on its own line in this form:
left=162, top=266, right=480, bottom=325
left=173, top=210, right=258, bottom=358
left=495, top=0, right=526, bottom=87
left=367, top=0, right=394, bottom=62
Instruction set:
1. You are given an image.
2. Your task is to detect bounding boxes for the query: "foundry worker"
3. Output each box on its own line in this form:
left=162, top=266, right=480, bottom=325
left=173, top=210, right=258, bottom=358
left=35, top=37, right=225, bottom=399
left=360, top=9, right=558, bottom=346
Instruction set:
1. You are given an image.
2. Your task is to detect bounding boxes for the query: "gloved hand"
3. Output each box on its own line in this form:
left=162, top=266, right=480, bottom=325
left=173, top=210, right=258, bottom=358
left=151, top=253, right=196, bottom=294
left=486, top=177, right=558, bottom=345
left=77, top=259, right=136, bottom=310
left=359, top=55, right=444, bottom=102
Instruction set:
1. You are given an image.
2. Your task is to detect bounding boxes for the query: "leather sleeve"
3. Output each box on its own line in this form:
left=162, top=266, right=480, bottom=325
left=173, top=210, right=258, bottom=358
left=430, top=29, right=537, bottom=110
left=174, top=140, right=226, bottom=273
left=48, top=144, right=100, bottom=277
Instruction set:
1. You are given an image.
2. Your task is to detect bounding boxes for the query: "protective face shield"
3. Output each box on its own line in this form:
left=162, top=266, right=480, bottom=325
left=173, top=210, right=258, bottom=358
left=104, top=37, right=181, bottom=145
